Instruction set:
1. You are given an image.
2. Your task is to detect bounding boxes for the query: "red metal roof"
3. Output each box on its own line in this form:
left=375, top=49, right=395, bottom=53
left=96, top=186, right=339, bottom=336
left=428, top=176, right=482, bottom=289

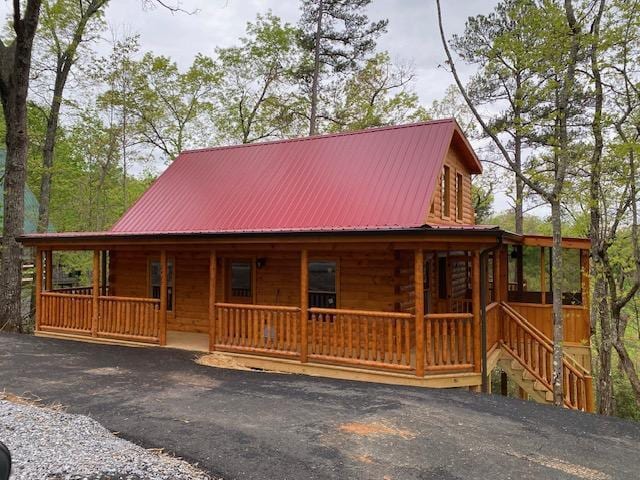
left=111, top=119, right=480, bottom=234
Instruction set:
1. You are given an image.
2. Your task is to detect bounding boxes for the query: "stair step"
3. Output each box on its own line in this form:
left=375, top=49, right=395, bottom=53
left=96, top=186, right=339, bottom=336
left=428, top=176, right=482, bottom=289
left=533, top=380, right=547, bottom=392
left=522, top=370, right=535, bottom=381
left=545, top=391, right=554, bottom=402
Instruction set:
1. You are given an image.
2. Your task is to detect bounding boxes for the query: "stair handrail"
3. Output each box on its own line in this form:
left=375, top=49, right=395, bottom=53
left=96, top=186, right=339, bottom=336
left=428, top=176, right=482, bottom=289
left=501, top=302, right=590, bottom=378
left=500, top=302, right=593, bottom=411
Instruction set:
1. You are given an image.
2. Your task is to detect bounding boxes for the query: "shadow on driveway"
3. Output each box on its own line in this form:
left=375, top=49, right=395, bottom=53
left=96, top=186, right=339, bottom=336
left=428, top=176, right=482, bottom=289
left=1, top=333, right=638, bottom=479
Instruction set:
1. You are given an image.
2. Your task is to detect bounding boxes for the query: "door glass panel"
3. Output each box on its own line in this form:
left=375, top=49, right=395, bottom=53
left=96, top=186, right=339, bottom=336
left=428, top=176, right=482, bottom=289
left=309, top=261, right=337, bottom=308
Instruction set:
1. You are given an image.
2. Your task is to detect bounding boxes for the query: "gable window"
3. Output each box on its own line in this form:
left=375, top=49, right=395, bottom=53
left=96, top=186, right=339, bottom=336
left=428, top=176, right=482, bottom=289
left=442, top=165, right=451, bottom=218
left=230, top=261, right=253, bottom=298
left=150, top=260, right=174, bottom=311
left=456, top=172, right=464, bottom=221
left=309, top=260, right=337, bottom=308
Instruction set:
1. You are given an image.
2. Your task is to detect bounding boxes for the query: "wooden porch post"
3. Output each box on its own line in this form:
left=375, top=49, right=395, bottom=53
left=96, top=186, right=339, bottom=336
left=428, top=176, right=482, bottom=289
left=209, top=250, right=217, bottom=352
left=92, top=250, right=100, bottom=337
left=44, top=250, right=53, bottom=291
left=35, top=248, right=42, bottom=331
left=580, top=249, right=590, bottom=316
left=159, top=249, right=168, bottom=346
left=540, top=247, right=546, bottom=304
left=300, top=249, right=308, bottom=363
left=472, top=250, right=481, bottom=373
left=414, top=248, right=425, bottom=377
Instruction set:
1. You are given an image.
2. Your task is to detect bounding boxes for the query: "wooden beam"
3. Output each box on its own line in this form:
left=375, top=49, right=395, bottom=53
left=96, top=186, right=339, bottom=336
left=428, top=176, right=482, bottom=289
left=44, top=250, right=52, bottom=291
left=415, top=248, right=425, bottom=377
left=92, top=250, right=100, bottom=337
left=540, top=247, right=546, bottom=305
left=209, top=250, right=217, bottom=352
left=35, top=248, right=42, bottom=331
left=472, top=251, right=481, bottom=373
left=300, top=249, right=309, bottom=363
left=101, top=250, right=108, bottom=295
left=160, top=250, right=168, bottom=346
left=581, top=249, right=590, bottom=315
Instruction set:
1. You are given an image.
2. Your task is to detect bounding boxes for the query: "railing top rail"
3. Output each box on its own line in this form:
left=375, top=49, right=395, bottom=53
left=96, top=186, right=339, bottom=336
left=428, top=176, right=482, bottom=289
left=41, top=292, right=92, bottom=299
left=486, top=301, right=499, bottom=312
left=309, top=307, right=414, bottom=319
left=425, top=313, right=473, bottom=320
left=50, top=286, right=92, bottom=292
left=215, top=302, right=300, bottom=312
left=98, top=295, right=160, bottom=304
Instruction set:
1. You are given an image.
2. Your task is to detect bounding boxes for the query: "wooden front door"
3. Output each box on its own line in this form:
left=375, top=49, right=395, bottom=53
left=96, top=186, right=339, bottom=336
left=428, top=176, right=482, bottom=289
left=226, top=258, right=255, bottom=304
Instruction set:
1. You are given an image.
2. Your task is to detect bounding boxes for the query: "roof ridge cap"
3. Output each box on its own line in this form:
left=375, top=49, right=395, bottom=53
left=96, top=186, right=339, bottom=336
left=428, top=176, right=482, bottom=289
left=180, top=119, right=456, bottom=157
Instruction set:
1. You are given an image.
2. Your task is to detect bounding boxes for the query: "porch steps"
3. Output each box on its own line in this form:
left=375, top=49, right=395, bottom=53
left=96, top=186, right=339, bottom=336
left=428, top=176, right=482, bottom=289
left=497, top=355, right=554, bottom=404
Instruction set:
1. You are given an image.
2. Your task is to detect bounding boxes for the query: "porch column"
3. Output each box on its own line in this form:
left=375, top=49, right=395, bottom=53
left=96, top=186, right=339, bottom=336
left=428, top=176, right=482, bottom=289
left=101, top=250, right=108, bottom=295
left=92, top=250, right=100, bottom=337
left=209, top=250, right=217, bottom=352
left=300, top=249, right=308, bottom=363
left=159, top=249, right=168, bottom=346
left=472, top=250, right=481, bottom=373
left=35, top=248, right=42, bottom=331
left=44, top=250, right=53, bottom=291
left=540, top=247, right=546, bottom=304
left=580, top=249, right=590, bottom=316
left=414, top=248, right=425, bottom=377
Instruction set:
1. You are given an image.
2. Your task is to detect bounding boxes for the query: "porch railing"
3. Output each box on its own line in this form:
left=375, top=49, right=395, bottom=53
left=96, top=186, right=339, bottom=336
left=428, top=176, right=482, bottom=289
left=98, top=296, right=160, bottom=343
left=40, top=292, right=92, bottom=334
left=308, top=307, right=414, bottom=371
left=38, top=292, right=160, bottom=343
left=424, top=313, right=474, bottom=371
left=213, top=303, right=302, bottom=357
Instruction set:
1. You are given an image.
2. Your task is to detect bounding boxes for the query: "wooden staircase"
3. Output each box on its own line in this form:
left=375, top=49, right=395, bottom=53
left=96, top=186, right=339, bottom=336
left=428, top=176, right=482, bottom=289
left=498, top=302, right=594, bottom=412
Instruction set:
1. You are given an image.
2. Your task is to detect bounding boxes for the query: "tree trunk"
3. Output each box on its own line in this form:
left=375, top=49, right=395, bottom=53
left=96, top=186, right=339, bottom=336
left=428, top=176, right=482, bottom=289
left=595, top=276, right=613, bottom=414
left=0, top=1, right=43, bottom=330
left=308, top=0, right=323, bottom=136
left=37, top=70, right=65, bottom=233
left=550, top=198, right=564, bottom=406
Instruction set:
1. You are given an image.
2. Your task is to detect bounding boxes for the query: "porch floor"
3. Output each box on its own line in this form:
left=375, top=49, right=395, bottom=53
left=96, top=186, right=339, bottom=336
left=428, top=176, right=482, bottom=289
left=166, top=331, right=209, bottom=352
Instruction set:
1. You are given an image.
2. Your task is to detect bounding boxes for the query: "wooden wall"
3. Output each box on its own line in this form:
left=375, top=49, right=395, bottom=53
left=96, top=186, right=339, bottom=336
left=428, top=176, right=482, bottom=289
left=109, top=248, right=400, bottom=333
left=426, top=144, right=475, bottom=226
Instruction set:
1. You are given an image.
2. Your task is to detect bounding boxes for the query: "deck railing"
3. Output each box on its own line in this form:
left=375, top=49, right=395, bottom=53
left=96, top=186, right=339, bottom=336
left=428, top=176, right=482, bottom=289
left=500, top=302, right=593, bottom=411
left=50, top=286, right=94, bottom=296
left=423, top=313, right=474, bottom=371
left=308, top=307, right=414, bottom=371
left=38, top=292, right=160, bottom=343
left=40, top=292, right=92, bottom=334
left=213, top=303, right=302, bottom=357
left=98, top=296, right=160, bottom=343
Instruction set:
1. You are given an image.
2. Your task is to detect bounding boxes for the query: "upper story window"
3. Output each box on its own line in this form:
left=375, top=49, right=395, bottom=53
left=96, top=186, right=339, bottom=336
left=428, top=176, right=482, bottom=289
left=442, top=165, right=451, bottom=218
left=456, top=172, right=464, bottom=221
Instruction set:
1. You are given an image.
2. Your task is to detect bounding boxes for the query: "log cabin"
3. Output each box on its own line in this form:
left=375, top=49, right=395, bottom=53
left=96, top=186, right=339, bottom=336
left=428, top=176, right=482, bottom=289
left=19, top=119, right=594, bottom=411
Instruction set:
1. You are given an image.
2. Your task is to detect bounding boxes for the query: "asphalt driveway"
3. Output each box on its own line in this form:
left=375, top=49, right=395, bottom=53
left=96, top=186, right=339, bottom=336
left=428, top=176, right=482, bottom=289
left=0, top=333, right=638, bottom=479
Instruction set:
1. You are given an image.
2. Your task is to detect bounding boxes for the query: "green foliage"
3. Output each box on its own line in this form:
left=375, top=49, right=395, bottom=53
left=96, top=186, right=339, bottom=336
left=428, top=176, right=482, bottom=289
left=327, top=52, right=428, bottom=131
left=213, top=12, right=307, bottom=144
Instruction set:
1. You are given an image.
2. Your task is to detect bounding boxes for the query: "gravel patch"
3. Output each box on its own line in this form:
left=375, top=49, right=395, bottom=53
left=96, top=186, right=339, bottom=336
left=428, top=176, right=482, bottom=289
left=0, top=399, right=212, bottom=479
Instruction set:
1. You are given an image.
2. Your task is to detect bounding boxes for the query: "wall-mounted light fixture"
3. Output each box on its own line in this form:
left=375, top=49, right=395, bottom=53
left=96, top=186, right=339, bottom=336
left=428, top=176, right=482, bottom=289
left=256, top=257, right=267, bottom=269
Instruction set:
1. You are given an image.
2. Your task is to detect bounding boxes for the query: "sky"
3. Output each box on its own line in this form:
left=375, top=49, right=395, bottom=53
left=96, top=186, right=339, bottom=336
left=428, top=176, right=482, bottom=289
left=102, top=0, right=499, bottom=107
left=3, top=0, right=514, bottom=212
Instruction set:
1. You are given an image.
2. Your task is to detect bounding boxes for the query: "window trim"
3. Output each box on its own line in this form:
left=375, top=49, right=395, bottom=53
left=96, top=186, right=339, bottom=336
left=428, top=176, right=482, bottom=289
left=456, top=171, right=464, bottom=221
left=147, top=256, right=175, bottom=313
left=441, top=165, right=451, bottom=219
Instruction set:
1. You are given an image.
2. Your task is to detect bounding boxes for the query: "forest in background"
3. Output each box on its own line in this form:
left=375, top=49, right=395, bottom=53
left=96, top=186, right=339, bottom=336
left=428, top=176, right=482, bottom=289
left=0, top=0, right=638, bottom=420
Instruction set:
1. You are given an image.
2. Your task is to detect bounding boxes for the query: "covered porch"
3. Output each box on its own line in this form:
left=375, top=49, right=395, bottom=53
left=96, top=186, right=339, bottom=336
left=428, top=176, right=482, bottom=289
left=31, top=232, right=499, bottom=384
